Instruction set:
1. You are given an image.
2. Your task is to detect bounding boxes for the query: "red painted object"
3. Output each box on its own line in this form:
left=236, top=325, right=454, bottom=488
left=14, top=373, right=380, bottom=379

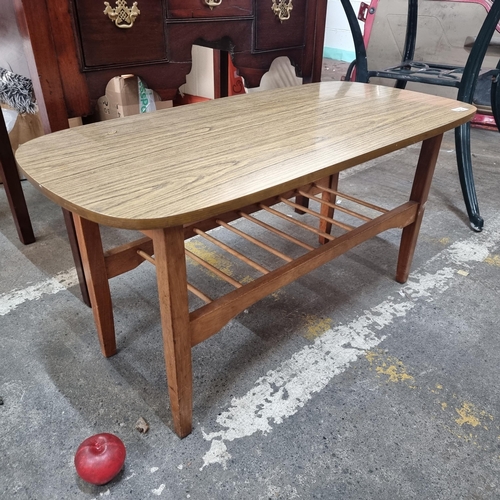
left=74, top=433, right=126, bottom=485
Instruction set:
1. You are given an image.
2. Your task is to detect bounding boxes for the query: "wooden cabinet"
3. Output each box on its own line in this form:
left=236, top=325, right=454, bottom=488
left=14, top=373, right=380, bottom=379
left=74, top=0, right=167, bottom=67
left=255, top=0, right=308, bottom=51
left=4, top=0, right=327, bottom=131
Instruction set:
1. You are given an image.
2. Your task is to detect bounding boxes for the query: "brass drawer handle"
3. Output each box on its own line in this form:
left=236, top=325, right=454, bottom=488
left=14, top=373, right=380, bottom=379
left=103, top=0, right=140, bottom=28
left=205, top=0, right=222, bottom=9
left=272, top=0, right=293, bottom=22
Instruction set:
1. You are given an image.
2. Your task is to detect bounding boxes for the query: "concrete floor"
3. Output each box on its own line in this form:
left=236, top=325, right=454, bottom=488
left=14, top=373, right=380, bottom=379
left=2, top=68, right=500, bottom=499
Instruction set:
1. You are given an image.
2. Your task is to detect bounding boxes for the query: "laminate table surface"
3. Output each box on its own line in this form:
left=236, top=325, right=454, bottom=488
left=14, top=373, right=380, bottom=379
left=16, top=82, right=475, bottom=230
left=14, top=82, right=476, bottom=438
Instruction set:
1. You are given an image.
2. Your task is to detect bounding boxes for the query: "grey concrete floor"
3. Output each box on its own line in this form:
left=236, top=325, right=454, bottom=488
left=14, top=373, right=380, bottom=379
left=2, top=74, right=500, bottom=499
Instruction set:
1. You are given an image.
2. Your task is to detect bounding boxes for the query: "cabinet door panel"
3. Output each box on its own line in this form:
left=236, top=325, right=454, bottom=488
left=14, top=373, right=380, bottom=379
left=255, top=0, right=307, bottom=51
left=167, top=0, right=252, bottom=18
left=74, top=0, right=166, bottom=67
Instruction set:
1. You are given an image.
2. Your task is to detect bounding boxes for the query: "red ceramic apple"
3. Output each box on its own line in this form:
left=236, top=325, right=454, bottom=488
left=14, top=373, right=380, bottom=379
left=74, top=433, right=126, bottom=485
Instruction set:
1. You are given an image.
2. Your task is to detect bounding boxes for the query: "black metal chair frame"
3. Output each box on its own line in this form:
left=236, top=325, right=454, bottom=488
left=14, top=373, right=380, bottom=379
left=341, top=0, right=500, bottom=231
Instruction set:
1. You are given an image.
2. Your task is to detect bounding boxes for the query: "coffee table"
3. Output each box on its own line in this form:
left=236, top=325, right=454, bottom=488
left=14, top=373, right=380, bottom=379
left=16, top=82, right=475, bottom=437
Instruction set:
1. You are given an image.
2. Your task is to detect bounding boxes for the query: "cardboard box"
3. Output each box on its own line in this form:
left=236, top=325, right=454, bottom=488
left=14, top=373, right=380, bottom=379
left=97, top=75, right=172, bottom=121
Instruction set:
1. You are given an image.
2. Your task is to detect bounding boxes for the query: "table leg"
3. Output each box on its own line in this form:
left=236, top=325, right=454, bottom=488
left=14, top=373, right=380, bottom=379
left=152, top=226, right=193, bottom=438
left=73, top=214, right=116, bottom=357
left=317, top=173, right=339, bottom=244
left=62, top=208, right=91, bottom=307
left=0, top=110, right=35, bottom=245
left=396, top=134, right=443, bottom=283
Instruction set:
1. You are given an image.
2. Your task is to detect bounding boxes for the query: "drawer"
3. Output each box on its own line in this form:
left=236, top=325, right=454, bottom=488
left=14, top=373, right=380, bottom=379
left=255, top=0, right=307, bottom=51
left=74, top=0, right=167, bottom=68
left=167, top=20, right=253, bottom=62
left=167, top=0, right=252, bottom=18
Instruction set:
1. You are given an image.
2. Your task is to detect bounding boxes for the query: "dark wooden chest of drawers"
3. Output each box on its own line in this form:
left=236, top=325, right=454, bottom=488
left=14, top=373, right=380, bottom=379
left=4, top=0, right=327, bottom=132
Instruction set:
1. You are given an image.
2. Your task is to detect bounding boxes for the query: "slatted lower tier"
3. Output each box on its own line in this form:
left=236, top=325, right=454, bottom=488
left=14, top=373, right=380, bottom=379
left=104, top=181, right=418, bottom=347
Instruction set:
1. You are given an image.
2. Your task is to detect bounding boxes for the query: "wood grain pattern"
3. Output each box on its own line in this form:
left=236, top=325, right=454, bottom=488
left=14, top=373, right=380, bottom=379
left=152, top=226, right=193, bottom=438
left=73, top=215, right=116, bottom=357
left=16, top=82, right=475, bottom=230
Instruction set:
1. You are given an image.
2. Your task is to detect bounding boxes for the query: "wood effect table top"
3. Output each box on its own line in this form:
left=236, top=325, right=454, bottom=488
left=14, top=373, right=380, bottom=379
left=16, top=82, right=475, bottom=229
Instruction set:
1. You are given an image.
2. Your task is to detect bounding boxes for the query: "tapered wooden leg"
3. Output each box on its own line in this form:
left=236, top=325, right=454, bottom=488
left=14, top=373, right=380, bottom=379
left=0, top=110, right=35, bottom=245
left=73, top=214, right=116, bottom=357
left=62, top=208, right=91, bottom=307
left=317, top=173, right=339, bottom=244
left=294, top=194, right=310, bottom=214
left=152, top=226, right=192, bottom=438
left=396, top=134, right=443, bottom=283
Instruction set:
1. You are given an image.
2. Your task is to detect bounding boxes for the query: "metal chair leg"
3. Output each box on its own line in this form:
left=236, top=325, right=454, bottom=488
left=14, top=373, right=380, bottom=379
left=340, top=0, right=368, bottom=82
left=394, top=0, right=418, bottom=89
left=454, top=1, right=500, bottom=231
left=454, top=122, right=483, bottom=231
left=342, top=0, right=500, bottom=231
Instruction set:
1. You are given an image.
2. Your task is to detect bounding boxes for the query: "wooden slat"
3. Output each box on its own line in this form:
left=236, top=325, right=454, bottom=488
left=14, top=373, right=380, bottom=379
left=193, top=228, right=269, bottom=275
left=186, top=250, right=242, bottom=288
left=190, top=201, right=419, bottom=346
left=216, top=219, right=293, bottom=262
left=298, top=190, right=372, bottom=222
left=260, top=204, right=335, bottom=241
left=279, top=197, right=355, bottom=232
left=187, top=284, right=212, bottom=304
left=239, top=211, right=315, bottom=251
left=315, top=185, right=389, bottom=214
left=182, top=190, right=298, bottom=240
left=137, top=249, right=155, bottom=265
